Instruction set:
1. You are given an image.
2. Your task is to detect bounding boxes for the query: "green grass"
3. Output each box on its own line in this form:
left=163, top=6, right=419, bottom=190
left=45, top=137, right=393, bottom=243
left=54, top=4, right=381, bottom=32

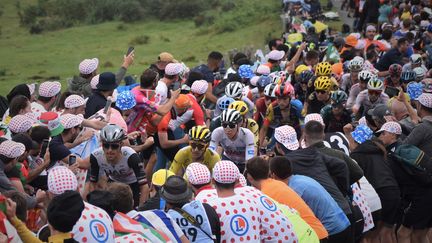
left=0, top=0, right=281, bottom=95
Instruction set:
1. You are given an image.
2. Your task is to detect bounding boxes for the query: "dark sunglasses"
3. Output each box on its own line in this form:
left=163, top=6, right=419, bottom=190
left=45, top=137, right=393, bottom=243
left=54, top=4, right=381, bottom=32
left=190, top=142, right=206, bottom=150
left=316, top=90, right=327, bottom=94
left=222, top=123, right=237, bottom=129
left=265, top=96, right=276, bottom=102
left=331, top=103, right=345, bottom=108
left=368, top=90, right=382, bottom=95
left=102, top=143, right=121, bottom=150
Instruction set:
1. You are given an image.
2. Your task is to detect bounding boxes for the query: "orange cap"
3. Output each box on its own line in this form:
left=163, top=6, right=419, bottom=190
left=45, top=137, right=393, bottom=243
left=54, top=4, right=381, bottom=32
left=175, top=94, right=191, bottom=109
left=332, top=62, right=343, bottom=75
left=345, top=35, right=358, bottom=47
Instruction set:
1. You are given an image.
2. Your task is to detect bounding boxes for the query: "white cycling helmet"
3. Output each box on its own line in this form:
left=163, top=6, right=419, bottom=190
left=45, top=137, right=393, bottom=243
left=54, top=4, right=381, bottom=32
left=221, top=109, right=242, bottom=123
left=410, top=54, right=422, bottom=65
left=349, top=57, right=364, bottom=71
left=264, top=83, right=277, bottom=98
left=358, top=70, right=376, bottom=83
left=225, top=81, right=244, bottom=99
left=367, top=76, right=384, bottom=91
left=413, top=67, right=426, bottom=81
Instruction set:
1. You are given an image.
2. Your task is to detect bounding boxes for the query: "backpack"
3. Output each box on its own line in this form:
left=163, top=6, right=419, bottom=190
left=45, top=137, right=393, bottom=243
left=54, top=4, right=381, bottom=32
left=391, top=144, right=432, bottom=185
left=0, top=96, right=9, bottom=120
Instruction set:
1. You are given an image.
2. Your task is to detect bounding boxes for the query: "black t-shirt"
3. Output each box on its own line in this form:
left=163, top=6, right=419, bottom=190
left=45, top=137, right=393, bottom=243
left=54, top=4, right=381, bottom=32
left=192, top=64, right=214, bottom=85
left=376, top=48, right=403, bottom=71
left=49, top=135, right=71, bottom=166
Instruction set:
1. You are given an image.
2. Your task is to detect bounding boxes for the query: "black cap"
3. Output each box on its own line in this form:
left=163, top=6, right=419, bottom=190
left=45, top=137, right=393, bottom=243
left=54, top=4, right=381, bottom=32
left=97, top=72, right=118, bottom=91
left=47, top=191, right=84, bottom=232
left=367, top=104, right=391, bottom=119
left=160, top=176, right=192, bottom=204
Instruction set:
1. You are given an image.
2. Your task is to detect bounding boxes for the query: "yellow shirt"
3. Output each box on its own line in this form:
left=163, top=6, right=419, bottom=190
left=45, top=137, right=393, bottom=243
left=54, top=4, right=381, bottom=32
left=246, top=118, right=259, bottom=149
left=169, top=146, right=220, bottom=174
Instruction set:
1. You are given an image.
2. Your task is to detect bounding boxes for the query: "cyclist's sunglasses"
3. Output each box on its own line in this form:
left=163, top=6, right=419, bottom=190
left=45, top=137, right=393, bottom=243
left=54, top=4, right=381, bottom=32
left=222, top=123, right=237, bottom=129
left=102, top=143, right=121, bottom=150
left=316, top=90, right=327, bottom=94
left=190, top=141, right=206, bottom=150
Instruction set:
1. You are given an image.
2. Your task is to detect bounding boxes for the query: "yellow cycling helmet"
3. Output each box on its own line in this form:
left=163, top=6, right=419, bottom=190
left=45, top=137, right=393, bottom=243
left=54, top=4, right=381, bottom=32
left=314, top=76, right=332, bottom=91
left=189, top=125, right=211, bottom=142
left=315, top=62, right=332, bottom=76
left=228, top=100, right=249, bottom=116
left=152, top=169, right=175, bottom=187
left=295, top=64, right=310, bottom=76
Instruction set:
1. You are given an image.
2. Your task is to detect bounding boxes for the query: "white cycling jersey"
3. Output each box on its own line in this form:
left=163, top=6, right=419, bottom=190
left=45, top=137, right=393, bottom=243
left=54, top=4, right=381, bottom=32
left=209, top=127, right=255, bottom=164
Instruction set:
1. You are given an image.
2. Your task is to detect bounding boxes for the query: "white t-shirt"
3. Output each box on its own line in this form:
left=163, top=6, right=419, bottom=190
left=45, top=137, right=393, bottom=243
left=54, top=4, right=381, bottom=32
left=72, top=202, right=115, bottom=243
left=201, top=194, right=262, bottom=242
left=155, top=81, right=168, bottom=105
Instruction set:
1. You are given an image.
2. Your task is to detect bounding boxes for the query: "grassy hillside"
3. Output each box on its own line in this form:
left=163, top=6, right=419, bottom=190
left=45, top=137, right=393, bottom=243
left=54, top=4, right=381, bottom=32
left=0, top=0, right=281, bottom=95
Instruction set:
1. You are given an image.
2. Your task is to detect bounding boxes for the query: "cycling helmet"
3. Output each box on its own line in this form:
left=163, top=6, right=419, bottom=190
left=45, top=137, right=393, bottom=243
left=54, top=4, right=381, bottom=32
left=400, top=70, right=417, bottom=83
left=358, top=70, right=375, bottom=83
left=299, top=70, right=315, bottom=84
left=275, top=83, right=295, bottom=97
left=413, top=67, right=426, bottom=81
left=410, top=54, right=422, bottom=65
left=388, top=64, right=402, bottom=76
left=314, top=76, right=332, bottom=91
left=315, top=62, right=332, bottom=76
left=331, top=90, right=348, bottom=104
left=100, top=124, right=126, bottom=143
left=257, top=75, right=272, bottom=89
left=217, top=96, right=235, bottom=111
left=221, top=109, right=242, bottom=124
left=189, top=125, right=211, bottom=142
left=225, top=81, right=244, bottom=99
left=367, top=76, right=384, bottom=90
left=422, top=78, right=432, bottom=93
left=229, top=101, right=249, bottom=116
left=264, top=83, right=277, bottom=98
left=348, top=58, right=364, bottom=72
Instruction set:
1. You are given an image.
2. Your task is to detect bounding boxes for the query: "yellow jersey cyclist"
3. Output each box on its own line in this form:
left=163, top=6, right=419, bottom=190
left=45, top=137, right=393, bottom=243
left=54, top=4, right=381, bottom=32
left=169, top=126, right=220, bottom=175
left=228, top=100, right=260, bottom=150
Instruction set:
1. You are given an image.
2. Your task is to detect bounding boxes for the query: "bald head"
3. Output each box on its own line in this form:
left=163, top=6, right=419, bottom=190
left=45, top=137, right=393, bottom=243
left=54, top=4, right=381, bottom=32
left=390, top=100, right=408, bottom=121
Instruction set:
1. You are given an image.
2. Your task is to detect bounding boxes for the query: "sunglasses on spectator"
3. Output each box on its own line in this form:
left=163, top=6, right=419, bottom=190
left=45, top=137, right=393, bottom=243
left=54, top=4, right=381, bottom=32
left=222, top=123, right=237, bottom=129
left=102, top=143, right=121, bottom=150
left=190, top=142, right=206, bottom=150
left=368, top=90, right=382, bottom=95
left=316, top=90, right=327, bottom=94
left=331, top=103, right=345, bottom=108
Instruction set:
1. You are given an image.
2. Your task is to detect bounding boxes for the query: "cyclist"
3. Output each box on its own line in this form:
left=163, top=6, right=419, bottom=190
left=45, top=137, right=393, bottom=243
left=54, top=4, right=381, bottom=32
left=303, top=76, right=332, bottom=115
left=294, top=70, right=315, bottom=103
left=340, top=57, right=363, bottom=95
left=353, top=77, right=389, bottom=117
left=384, top=64, right=402, bottom=88
left=320, top=90, right=353, bottom=133
left=215, top=81, right=254, bottom=117
left=209, top=109, right=255, bottom=172
left=315, top=61, right=338, bottom=91
left=259, top=83, right=302, bottom=148
left=347, top=70, right=375, bottom=109
left=253, top=83, right=277, bottom=125
left=228, top=101, right=259, bottom=149
left=89, top=124, right=147, bottom=206
left=169, top=126, right=220, bottom=175
left=400, top=70, right=416, bottom=92
left=210, top=96, right=235, bottom=131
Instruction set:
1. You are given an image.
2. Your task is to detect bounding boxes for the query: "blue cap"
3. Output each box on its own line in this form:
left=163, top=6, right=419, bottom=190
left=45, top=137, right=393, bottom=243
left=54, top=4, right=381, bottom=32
left=351, top=125, right=373, bottom=144
left=428, top=24, right=432, bottom=33
left=116, top=91, right=136, bottom=110
left=407, top=82, right=423, bottom=101
left=238, top=65, right=254, bottom=79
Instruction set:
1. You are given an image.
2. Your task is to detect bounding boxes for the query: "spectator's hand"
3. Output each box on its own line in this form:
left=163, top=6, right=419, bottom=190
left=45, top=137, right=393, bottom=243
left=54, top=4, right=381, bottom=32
left=170, top=89, right=181, bottom=99
left=0, top=232, right=8, bottom=243
left=42, top=150, right=51, bottom=168
left=396, top=87, right=406, bottom=103
left=5, top=198, right=16, bottom=219
left=145, top=136, right=154, bottom=146
left=181, top=134, right=189, bottom=144
left=69, top=162, right=80, bottom=175
left=127, top=131, right=140, bottom=140
left=299, top=42, right=307, bottom=52
left=35, top=189, right=46, bottom=204
left=343, top=123, right=354, bottom=134
left=122, top=51, right=135, bottom=69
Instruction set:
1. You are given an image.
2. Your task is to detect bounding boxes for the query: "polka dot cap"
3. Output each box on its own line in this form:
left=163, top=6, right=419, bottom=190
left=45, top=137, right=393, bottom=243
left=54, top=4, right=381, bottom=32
left=185, top=162, right=211, bottom=185
left=8, top=114, right=34, bottom=133
left=238, top=174, right=247, bottom=187
left=0, top=140, right=25, bottom=158
left=212, top=160, right=240, bottom=184
left=267, top=50, right=285, bottom=61
left=65, top=95, right=86, bottom=109
left=79, top=58, right=99, bottom=75
left=191, top=80, right=209, bottom=95
left=304, top=113, right=325, bottom=126
left=39, top=81, right=61, bottom=98
left=274, top=125, right=299, bottom=151
left=351, top=125, right=373, bottom=144
left=256, top=65, right=271, bottom=75
left=238, top=65, right=254, bottom=79
left=90, top=74, right=100, bottom=90
left=116, top=91, right=136, bottom=111
left=48, top=166, right=78, bottom=195
left=115, top=233, right=149, bottom=243
left=165, top=63, right=183, bottom=75
left=377, top=121, right=402, bottom=135
left=249, top=76, right=260, bottom=86
left=418, top=93, right=432, bottom=108
left=60, top=114, right=84, bottom=129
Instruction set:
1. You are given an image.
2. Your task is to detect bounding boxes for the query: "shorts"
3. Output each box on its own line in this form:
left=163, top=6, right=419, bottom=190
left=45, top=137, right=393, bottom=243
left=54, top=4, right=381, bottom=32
left=375, top=188, right=401, bottom=226
left=401, top=188, right=432, bottom=229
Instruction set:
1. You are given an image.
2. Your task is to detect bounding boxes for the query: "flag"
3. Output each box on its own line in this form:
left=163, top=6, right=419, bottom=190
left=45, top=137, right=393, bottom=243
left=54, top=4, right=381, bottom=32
left=0, top=211, right=22, bottom=243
